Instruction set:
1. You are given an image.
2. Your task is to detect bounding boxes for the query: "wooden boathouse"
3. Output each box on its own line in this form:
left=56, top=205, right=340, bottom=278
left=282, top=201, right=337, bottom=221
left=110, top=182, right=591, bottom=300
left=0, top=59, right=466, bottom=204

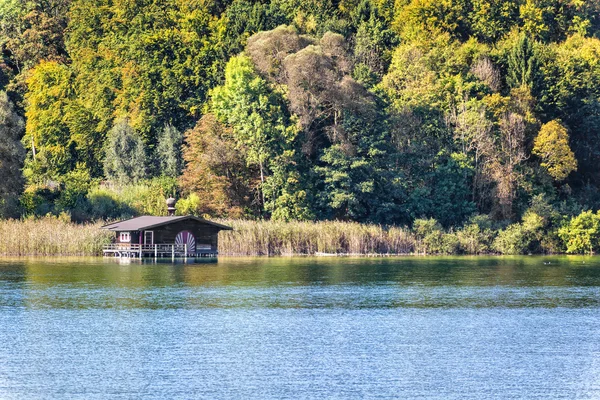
left=101, top=198, right=232, bottom=259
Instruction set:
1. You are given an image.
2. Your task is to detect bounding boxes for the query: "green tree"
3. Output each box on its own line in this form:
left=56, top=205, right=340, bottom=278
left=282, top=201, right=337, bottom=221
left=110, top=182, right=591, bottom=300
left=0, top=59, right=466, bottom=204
left=469, top=0, right=519, bottom=43
left=54, top=164, right=94, bottom=219
left=65, top=0, right=235, bottom=153
left=539, top=36, right=600, bottom=185
left=0, top=91, right=25, bottom=217
left=0, top=0, right=70, bottom=69
left=392, top=0, right=471, bottom=42
left=271, top=0, right=338, bottom=35
left=519, top=0, right=583, bottom=42
left=247, top=27, right=405, bottom=221
left=211, top=0, right=289, bottom=80
left=520, top=0, right=551, bottom=41
left=210, top=54, right=298, bottom=211
left=262, top=150, right=313, bottom=221
left=412, top=218, right=459, bottom=254
left=23, top=60, right=106, bottom=180
left=103, top=120, right=147, bottom=184
left=408, top=152, right=476, bottom=227
left=352, top=2, right=398, bottom=86
left=314, top=108, right=405, bottom=223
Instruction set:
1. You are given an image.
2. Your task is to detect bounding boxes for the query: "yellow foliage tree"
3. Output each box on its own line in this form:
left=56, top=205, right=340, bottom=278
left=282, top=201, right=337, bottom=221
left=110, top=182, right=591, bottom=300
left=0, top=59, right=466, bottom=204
left=533, top=120, right=577, bottom=181
left=520, top=0, right=549, bottom=41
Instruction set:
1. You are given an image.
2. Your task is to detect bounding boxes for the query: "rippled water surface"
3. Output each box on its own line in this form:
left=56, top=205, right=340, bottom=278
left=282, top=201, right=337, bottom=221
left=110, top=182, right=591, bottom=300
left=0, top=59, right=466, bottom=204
left=1, top=256, right=600, bottom=399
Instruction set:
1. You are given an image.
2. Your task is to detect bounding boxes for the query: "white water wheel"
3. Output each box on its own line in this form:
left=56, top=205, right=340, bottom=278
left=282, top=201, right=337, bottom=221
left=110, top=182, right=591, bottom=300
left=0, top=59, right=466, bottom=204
left=175, top=231, right=196, bottom=255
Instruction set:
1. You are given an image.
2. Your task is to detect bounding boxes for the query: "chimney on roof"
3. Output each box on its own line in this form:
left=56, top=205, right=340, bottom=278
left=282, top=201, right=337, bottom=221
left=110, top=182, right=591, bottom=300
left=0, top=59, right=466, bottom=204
left=166, top=196, right=177, bottom=216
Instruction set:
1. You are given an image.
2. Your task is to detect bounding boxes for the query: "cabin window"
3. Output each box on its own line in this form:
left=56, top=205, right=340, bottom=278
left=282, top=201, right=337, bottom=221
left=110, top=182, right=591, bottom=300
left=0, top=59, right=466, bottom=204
left=119, top=232, right=131, bottom=243
left=144, top=231, right=154, bottom=245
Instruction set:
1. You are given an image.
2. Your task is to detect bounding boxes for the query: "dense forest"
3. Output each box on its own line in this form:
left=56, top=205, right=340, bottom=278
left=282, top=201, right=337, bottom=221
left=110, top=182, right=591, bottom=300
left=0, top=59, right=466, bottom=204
left=1, top=0, right=600, bottom=253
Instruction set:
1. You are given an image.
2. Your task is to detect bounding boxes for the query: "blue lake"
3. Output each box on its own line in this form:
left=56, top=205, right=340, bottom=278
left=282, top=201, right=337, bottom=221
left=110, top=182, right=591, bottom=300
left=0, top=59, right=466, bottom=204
left=1, top=256, right=600, bottom=399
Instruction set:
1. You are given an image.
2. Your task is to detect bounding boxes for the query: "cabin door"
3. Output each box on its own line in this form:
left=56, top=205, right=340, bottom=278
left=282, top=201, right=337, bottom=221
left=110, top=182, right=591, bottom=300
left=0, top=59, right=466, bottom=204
left=175, top=231, right=196, bottom=255
left=144, top=231, right=154, bottom=245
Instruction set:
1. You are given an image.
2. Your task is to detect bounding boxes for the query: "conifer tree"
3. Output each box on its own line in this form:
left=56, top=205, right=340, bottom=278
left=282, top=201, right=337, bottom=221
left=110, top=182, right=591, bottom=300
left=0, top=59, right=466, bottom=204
left=103, top=120, right=147, bottom=184
left=156, top=124, right=183, bottom=178
left=506, top=33, right=541, bottom=92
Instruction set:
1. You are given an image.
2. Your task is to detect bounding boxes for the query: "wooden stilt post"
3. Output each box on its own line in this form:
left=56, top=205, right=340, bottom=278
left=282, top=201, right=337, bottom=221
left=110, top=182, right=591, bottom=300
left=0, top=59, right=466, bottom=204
left=155, top=244, right=157, bottom=258
left=172, top=244, right=175, bottom=261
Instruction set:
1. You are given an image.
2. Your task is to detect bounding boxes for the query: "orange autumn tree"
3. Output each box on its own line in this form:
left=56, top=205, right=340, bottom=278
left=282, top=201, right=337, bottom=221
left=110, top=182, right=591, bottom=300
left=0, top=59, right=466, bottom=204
left=179, top=114, right=255, bottom=218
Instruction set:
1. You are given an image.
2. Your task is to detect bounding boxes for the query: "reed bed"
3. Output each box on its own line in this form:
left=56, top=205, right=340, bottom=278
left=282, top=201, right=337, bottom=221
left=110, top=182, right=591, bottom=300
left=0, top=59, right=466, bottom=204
left=216, top=220, right=416, bottom=256
left=0, top=217, right=417, bottom=257
left=0, top=217, right=113, bottom=256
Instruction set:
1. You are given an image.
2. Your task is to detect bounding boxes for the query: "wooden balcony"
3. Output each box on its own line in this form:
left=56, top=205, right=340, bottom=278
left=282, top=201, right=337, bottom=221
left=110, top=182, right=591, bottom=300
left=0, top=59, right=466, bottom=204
left=102, top=243, right=218, bottom=259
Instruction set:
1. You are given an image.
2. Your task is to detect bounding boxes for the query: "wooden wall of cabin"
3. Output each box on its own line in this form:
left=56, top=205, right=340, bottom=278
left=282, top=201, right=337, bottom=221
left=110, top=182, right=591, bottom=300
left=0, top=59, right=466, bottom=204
left=150, top=221, right=223, bottom=250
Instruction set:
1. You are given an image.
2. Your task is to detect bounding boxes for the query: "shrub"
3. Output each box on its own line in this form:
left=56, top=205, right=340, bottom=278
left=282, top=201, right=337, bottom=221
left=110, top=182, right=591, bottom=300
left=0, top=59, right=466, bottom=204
left=456, top=215, right=495, bottom=254
left=19, top=184, right=58, bottom=216
left=412, top=218, right=459, bottom=254
left=558, top=210, right=600, bottom=254
left=413, top=218, right=440, bottom=254
left=92, top=177, right=178, bottom=217
left=493, top=223, right=529, bottom=254
left=86, top=187, right=133, bottom=220
left=527, top=194, right=564, bottom=253
left=493, top=211, right=545, bottom=255
left=176, top=193, right=203, bottom=216
left=439, top=232, right=460, bottom=254
left=55, top=166, right=96, bottom=220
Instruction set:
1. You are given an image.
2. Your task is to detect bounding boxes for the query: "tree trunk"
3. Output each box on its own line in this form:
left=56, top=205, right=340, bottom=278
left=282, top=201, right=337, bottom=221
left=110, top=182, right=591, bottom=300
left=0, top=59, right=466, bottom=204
left=259, top=159, right=265, bottom=209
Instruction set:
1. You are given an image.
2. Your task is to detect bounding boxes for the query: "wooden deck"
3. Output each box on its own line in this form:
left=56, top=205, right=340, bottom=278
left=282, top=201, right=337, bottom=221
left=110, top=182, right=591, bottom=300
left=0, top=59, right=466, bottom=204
left=102, top=243, right=218, bottom=259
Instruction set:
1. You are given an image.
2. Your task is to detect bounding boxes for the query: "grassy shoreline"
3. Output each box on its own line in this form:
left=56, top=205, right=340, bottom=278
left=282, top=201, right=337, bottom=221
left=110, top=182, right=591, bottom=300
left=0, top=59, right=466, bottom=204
left=0, top=218, right=112, bottom=256
left=0, top=218, right=420, bottom=257
left=0, top=216, right=583, bottom=257
left=217, top=220, right=417, bottom=256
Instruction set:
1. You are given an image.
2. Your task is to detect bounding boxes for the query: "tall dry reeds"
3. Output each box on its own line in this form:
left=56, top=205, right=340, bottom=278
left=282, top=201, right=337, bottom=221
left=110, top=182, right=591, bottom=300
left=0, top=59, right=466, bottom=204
left=216, top=220, right=416, bottom=256
left=0, top=217, right=417, bottom=256
left=0, top=217, right=113, bottom=256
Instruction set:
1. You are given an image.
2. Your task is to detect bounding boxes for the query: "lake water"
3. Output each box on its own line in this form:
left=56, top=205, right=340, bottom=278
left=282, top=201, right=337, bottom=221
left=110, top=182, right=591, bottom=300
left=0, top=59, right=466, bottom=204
left=1, top=256, right=600, bottom=399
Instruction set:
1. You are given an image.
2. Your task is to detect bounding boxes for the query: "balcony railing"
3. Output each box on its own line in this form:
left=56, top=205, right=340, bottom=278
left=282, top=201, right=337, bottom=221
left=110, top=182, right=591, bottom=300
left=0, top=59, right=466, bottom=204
left=102, top=243, right=217, bottom=258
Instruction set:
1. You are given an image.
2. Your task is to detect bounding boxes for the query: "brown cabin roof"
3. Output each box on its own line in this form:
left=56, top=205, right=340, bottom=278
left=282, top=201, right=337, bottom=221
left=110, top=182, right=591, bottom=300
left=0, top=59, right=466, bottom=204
left=101, top=216, right=233, bottom=232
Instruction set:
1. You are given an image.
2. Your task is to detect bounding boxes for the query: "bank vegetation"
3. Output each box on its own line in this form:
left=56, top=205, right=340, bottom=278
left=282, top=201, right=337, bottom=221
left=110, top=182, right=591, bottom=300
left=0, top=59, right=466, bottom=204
left=2, top=0, right=600, bottom=246
left=2, top=211, right=600, bottom=256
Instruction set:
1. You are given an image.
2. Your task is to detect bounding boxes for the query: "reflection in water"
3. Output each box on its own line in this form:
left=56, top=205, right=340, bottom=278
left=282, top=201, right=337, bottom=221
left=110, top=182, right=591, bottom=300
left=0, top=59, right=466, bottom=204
left=1, top=257, right=600, bottom=399
left=1, top=256, right=600, bottom=309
